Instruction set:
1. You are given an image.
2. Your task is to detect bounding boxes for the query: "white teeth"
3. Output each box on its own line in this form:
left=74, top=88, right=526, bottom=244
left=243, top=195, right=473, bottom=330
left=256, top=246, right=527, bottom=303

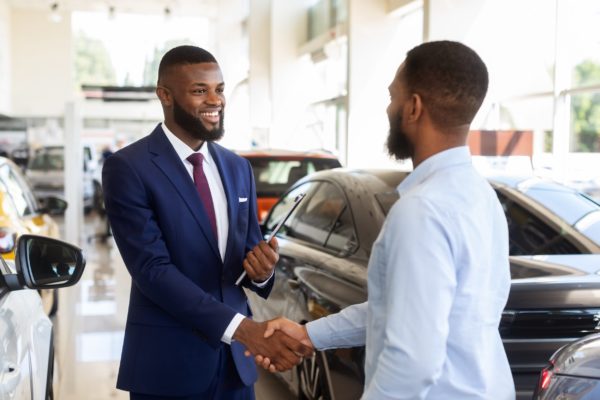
left=201, top=111, right=219, bottom=117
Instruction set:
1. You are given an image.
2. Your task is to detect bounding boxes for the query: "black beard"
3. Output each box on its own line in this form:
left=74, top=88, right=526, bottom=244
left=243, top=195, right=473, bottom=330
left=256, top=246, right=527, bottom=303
left=386, top=112, right=414, bottom=161
left=173, top=99, right=224, bottom=142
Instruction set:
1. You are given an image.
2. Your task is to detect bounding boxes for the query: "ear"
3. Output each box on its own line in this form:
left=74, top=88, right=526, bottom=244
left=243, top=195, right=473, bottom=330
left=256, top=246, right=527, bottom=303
left=156, top=86, right=172, bottom=106
left=407, top=93, right=423, bottom=122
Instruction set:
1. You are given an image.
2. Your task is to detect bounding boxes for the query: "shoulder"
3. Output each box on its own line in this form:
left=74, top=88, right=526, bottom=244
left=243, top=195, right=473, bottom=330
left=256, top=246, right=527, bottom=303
left=210, top=142, right=251, bottom=168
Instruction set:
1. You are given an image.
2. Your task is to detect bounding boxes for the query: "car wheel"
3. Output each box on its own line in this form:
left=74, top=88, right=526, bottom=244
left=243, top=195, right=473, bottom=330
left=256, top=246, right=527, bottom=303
left=297, top=350, right=334, bottom=400
left=39, top=289, right=58, bottom=317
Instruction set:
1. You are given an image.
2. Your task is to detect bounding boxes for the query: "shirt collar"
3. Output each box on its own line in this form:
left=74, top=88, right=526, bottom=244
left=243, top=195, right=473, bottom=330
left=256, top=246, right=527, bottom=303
left=161, top=122, right=213, bottom=166
left=397, top=146, right=472, bottom=195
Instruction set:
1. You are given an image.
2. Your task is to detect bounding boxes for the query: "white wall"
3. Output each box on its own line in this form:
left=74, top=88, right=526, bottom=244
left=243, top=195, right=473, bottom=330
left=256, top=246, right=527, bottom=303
left=248, top=0, right=272, bottom=146
left=346, top=0, right=422, bottom=168
left=215, top=0, right=253, bottom=150
left=11, top=7, right=73, bottom=117
left=0, top=0, right=11, bottom=114
left=268, top=1, right=309, bottom=150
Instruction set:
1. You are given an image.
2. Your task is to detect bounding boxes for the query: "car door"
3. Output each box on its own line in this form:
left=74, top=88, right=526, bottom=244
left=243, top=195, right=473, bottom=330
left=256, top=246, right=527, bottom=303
left=0, top=291, right=35, bottom=400
left=250, top=179, right=366, bottom=399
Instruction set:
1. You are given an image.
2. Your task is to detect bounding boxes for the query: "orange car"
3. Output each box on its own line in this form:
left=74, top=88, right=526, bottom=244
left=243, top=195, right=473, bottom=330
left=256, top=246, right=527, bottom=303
left=237, top=149, right=342, bottom=222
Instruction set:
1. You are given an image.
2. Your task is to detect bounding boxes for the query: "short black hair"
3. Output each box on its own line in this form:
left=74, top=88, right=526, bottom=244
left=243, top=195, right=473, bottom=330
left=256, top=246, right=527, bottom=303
left=402, top=40, right=488, bottom=128
left=158, top=45, right=217, bottom=83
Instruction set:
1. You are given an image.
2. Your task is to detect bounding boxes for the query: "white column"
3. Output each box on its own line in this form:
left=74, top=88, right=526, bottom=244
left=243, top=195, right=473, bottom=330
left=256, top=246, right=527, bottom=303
left=346, top=0, right=419, bottom=168
left=0, top=0, right=11, bottom=114
left=64, top=101, right=83, bottom=246
left=248, top=0, right=272, bottom=147
left=268, top=1, right=307, bottom=149
left=214, top=0, right=253, bottom=149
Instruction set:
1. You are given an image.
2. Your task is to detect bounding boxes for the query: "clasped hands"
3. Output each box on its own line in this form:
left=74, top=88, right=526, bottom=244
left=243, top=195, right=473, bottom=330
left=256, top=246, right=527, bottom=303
left=234, top=317, right=314, bottom=372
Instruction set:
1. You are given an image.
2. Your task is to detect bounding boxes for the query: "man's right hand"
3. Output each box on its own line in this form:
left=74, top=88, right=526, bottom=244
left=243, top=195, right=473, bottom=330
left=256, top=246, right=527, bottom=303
left=233, top=318, right=313, bottom=372
left=255, top=317, right=314, bottom=372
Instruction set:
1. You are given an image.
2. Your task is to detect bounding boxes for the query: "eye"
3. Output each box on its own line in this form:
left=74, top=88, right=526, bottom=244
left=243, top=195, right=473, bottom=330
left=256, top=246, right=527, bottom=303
left=193, top=88, right=207, bottom=94
left=216, top=87, right=225, bottom=94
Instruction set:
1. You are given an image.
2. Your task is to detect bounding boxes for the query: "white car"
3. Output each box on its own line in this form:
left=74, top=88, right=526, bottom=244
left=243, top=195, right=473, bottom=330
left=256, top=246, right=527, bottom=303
left=0, top=235, right=86, bottom=399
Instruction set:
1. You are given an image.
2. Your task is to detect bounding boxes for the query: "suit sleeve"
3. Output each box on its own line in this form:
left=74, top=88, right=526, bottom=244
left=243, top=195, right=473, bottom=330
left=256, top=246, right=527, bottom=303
left=102, top=153, right=238, bottom=348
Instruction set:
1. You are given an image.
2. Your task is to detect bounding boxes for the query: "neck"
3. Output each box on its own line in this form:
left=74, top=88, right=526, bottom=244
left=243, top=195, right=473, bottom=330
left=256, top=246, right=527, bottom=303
left=411, top=124, right=469, bottom=168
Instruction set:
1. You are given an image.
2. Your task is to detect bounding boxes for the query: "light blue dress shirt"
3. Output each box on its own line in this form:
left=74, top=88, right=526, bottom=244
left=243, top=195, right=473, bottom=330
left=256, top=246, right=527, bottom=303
left=306, top=146, right=515, bottom=399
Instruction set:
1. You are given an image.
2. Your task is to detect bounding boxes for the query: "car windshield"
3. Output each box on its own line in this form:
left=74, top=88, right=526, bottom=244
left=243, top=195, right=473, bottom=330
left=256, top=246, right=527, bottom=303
left=29, top=148, right=64, bottom=171
left=524, top=187, right=600, bottom=245
left=248, top=157, right=341, bottom=197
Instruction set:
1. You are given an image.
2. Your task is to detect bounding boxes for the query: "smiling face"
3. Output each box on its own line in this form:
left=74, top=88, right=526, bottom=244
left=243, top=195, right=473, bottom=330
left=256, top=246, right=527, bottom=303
left=157, top=62, right=225, bottom=149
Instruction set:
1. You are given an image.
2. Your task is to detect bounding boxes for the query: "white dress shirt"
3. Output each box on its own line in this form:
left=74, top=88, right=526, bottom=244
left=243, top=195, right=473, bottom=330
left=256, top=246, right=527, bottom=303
left=307, top=146, right=515, bottom=399
left=162, top=123, right=262, bottom=344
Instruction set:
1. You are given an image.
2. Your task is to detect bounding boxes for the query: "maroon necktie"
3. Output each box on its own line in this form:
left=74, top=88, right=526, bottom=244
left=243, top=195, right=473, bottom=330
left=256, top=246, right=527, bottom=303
left=187, top=153, right=218, bottom=238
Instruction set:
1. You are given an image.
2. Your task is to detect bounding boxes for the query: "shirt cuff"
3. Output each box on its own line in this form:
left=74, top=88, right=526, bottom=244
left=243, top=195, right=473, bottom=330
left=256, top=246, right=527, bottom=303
left=251, top=270, right=274, bottom=287
left=221, top=313, right=246, bottom=345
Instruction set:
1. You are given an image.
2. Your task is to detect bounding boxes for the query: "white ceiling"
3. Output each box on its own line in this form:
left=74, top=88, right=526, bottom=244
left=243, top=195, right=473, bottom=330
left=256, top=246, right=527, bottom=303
left=7, top=0, right=218, bottom=17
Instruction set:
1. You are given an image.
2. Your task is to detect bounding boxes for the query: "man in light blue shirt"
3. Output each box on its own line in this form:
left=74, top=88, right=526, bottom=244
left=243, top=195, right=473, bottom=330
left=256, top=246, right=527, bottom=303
left=255, top=41, right=514, bottom=399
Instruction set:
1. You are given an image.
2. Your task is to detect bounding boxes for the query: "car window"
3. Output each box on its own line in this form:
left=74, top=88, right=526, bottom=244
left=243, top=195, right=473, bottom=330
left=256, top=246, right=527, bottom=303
left=287, top=182, right=357, bottom=254
left=524, top=188, right=600, bottom=245
left=265, top=182, right=317, bottom=236
left=248, top=157, right=341, bottom=198
left=0, top=164, right=34, bottom=216
left=496, top=189, right=582, bottom=255
left=28, top=148, right=64, bottom=171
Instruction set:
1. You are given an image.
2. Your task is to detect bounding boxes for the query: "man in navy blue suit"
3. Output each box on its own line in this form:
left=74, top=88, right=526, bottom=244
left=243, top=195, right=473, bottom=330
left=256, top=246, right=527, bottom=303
left=102, top=45, right=310, bottom=400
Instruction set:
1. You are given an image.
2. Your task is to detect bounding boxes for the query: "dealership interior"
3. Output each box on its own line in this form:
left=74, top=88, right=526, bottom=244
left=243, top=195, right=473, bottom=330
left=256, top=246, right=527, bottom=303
left=2, top=0, right=600, bottom=399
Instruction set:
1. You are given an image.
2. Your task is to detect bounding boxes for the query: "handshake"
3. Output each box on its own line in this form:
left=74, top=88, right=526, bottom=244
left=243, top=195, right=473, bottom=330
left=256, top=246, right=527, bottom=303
left=234, top=317, right=314, bottom=372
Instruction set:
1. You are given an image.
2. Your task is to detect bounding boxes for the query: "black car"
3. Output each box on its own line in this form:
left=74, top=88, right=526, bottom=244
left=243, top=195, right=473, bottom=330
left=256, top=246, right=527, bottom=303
left=534, top=332, right=600, bottom=399
left=246, top=169, right=600, bottom=400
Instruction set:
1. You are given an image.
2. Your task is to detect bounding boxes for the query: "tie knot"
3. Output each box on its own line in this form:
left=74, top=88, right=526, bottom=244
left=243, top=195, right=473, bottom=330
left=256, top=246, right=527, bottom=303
left=187, top=153, right=204, bottom=167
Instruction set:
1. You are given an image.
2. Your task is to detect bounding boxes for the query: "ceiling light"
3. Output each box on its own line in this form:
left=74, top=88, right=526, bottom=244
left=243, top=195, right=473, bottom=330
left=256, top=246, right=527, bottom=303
left=49, top=2, right=62, bottom=23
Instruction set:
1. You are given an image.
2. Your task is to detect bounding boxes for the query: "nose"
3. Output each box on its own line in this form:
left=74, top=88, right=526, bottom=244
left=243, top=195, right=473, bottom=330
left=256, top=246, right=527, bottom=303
left=206, top=90, right=223, bottom=106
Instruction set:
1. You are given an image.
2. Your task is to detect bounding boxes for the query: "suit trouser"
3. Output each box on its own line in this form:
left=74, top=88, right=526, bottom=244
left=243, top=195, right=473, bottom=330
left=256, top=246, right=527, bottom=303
left=130, top=347, right=255, bottom=400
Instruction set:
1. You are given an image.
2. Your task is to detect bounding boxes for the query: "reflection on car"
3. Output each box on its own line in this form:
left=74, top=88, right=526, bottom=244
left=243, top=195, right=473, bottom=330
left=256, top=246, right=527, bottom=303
left=246, top=169, right=600, bottom=400
left=0, top=235, right=86, bottom=400
left=236, top=149, right=342, bottom=222
left=534, top=332, right=600, bottom=399
left=0, top=156, right=67, bottom=315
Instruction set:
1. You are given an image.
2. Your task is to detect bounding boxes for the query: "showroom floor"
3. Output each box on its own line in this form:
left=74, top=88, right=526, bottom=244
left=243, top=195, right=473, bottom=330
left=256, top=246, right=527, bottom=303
left=52, top=213, right=293, bottom=400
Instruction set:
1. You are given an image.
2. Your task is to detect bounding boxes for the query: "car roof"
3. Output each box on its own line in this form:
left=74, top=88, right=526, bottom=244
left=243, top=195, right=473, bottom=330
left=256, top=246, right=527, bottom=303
left=236, top=148, right=339, bottom=160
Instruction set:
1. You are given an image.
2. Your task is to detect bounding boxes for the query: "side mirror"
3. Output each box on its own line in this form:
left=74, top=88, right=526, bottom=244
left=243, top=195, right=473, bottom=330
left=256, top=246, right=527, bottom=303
left=15, top=235, right=85, bottom=289
left=37, top=195, right=68, bottom=215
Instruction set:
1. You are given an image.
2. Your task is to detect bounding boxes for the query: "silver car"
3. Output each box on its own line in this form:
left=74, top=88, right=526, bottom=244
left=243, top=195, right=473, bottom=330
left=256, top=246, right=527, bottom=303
left=26, top=145, right=102, bottom=213
left=0, top=235, right=86, bottom=399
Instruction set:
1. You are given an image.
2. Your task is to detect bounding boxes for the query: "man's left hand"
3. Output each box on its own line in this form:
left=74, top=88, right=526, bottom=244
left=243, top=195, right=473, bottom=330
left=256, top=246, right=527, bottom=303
left=242, top=237, right=279, bottom=282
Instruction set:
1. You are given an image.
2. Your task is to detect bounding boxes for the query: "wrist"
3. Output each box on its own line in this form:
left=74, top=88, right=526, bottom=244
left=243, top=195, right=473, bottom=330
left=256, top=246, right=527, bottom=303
left=233, top=318, right=255, bottom=344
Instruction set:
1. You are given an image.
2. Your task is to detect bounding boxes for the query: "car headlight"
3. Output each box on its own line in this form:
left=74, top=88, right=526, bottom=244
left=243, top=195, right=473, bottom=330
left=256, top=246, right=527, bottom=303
left=0, top=228, right=17, bottom=253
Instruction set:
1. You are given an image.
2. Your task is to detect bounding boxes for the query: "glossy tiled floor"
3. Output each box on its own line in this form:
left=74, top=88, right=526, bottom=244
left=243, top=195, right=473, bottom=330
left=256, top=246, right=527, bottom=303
left=52, top=214, right=292, bottom=400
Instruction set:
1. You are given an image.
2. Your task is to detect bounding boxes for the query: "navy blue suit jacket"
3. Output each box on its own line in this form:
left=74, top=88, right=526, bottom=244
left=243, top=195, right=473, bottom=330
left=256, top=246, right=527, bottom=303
left=102, top=125, right=271, bottom=396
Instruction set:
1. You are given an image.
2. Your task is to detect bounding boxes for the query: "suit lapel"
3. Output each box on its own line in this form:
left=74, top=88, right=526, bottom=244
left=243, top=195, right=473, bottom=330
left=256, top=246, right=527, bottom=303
left=148, top=126, right=220, bottom=259
left=208, top=142, right=236, bottom=265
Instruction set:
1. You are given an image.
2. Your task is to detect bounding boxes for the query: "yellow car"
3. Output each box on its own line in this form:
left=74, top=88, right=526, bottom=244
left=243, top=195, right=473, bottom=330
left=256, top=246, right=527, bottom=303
left=0, top=156, right=67, bottom=314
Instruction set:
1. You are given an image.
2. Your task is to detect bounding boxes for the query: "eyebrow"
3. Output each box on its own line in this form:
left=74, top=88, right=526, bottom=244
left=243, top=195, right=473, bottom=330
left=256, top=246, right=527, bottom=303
left=191, top=82, right=224, bottom=87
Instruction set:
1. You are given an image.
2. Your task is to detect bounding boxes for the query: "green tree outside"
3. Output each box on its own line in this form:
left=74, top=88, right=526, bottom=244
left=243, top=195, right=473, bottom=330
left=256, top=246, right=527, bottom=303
left=571, top=59, right=600, bottom=152
left=142, top=39, right=193, bottom=86
left=74, top=32, right=117, bottom=88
